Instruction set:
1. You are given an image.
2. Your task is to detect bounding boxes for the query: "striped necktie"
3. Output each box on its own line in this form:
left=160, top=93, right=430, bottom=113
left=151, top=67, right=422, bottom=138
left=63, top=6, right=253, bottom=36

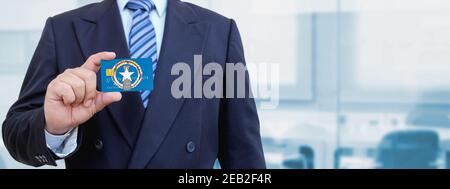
left=126, top=0, right=157, bottom=108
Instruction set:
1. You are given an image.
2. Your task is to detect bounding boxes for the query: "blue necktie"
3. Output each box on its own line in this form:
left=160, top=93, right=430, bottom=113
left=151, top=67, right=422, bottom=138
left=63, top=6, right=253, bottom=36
left=126, top=0, right=157, bottom=108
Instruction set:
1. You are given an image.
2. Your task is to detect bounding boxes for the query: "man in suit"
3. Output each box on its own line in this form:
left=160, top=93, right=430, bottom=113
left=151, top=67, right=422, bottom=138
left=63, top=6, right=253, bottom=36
left=2, top=0, right=265, bottom=169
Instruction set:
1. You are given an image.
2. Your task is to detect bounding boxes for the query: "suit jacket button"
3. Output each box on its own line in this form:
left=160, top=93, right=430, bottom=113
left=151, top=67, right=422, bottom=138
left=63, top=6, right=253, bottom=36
left=95, top=139, right=103, bottom=150
left=186, top=141, right=195, bottom=153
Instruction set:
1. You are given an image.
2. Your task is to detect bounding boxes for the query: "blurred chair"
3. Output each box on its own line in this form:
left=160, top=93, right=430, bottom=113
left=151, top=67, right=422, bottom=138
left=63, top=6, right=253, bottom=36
left=283, top=146, right=315, bottom=169
left=376, top=130, right=439, bottom=169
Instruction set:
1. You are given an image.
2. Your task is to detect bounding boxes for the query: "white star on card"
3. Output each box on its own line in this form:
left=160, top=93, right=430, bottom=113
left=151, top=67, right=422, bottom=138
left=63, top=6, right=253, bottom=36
left=119, top=66, right=134, bottom=82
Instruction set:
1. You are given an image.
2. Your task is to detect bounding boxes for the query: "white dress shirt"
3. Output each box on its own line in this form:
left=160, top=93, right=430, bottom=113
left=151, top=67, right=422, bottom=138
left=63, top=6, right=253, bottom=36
left=45, top=0, right=167, bottom=158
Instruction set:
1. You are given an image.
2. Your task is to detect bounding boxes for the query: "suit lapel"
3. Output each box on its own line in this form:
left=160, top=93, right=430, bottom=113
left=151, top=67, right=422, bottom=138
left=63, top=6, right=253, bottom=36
left=73, top=0, right=145, bottom=148
left=128, top=0, right=210, bottom=168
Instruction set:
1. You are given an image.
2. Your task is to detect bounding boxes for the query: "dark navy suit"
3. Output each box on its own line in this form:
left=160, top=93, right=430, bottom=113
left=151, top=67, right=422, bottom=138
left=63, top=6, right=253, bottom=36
left=2, top=0, right=265, bottom=169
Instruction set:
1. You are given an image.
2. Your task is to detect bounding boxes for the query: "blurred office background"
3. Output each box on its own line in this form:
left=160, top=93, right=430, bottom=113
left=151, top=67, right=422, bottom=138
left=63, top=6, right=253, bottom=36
left=1, top=0, right=450, bottom=169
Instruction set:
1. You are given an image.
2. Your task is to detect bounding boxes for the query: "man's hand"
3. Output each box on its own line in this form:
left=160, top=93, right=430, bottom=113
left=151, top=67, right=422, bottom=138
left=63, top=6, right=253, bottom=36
left=44, top=52, right=122, bottom=135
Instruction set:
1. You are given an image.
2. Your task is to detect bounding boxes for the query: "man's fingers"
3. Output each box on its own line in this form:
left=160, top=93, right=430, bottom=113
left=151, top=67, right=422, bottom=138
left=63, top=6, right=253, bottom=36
left=94, top=92, right=122, bottom=112
left=51, top=81, right=76, bottom=105
left=82, top=52, right=116, bottom=72
left=48, top=51, right=117, bottom=107
left=57, top=71, right=86, bottom=105
left=69, top=68, right=97, bottom=107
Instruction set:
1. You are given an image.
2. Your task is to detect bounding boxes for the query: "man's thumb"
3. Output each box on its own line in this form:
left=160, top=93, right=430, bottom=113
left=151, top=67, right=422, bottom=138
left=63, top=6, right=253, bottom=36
left=95, top=92, right=122, bottom=112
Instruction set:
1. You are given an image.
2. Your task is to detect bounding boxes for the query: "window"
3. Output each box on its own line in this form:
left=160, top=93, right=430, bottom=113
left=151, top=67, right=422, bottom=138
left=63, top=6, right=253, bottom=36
left=338, top=0, right=450, bottom=169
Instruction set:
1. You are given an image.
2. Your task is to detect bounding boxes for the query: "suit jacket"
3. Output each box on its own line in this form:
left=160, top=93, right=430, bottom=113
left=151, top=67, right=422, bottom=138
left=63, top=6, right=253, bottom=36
left=2, top=0, right=265, bottom=169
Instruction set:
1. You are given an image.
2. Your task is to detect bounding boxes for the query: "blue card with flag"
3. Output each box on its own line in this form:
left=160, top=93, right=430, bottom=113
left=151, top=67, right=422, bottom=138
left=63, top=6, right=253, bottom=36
left=100, top=58, right=153, bottom=92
